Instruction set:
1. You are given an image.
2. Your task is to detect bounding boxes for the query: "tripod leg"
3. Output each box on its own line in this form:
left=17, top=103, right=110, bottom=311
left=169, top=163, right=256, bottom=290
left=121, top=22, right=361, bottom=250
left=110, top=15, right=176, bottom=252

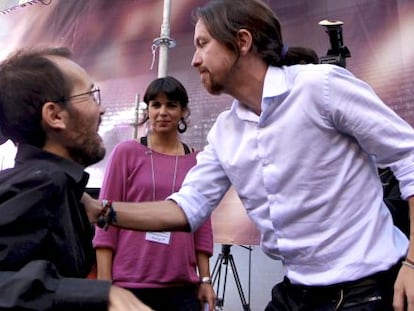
left=211, top=252, right=226, bottom=309
left=212, top=245, right=251, bottom=311
left=211, top=252, right=222, bottom=283
left=228, top=254, right=251, bottom=311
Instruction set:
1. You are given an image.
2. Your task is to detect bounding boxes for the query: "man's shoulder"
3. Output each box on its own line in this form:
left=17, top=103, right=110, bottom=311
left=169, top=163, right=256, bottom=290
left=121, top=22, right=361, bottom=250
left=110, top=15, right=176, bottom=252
left=283, top=63, right=346, bottom=78
left=281, top=64, right=351, bottom=94
left=0, top=159, right=66, bottom=191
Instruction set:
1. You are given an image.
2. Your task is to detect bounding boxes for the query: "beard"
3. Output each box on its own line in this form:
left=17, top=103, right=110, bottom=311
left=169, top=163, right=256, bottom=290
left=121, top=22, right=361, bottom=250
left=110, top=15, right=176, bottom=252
left=64, top=107, right=106, bottom=167
left=204, top=75, right=224, bottom=95
left=201, top=57, right=239, bottom=95
left=67, top=135, right=106, bottom=167
left=63, top=121, right=106, bottom=167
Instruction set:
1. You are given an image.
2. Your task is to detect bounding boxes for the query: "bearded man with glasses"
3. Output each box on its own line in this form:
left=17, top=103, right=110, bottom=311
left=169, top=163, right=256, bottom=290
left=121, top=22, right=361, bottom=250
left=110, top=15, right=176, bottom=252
left=0, top=47, right=152, bottom=311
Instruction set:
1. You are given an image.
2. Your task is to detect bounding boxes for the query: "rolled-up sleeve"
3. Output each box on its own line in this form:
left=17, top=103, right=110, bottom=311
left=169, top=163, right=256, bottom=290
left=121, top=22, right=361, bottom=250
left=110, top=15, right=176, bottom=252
left=168, top=123, right=231, bottom=232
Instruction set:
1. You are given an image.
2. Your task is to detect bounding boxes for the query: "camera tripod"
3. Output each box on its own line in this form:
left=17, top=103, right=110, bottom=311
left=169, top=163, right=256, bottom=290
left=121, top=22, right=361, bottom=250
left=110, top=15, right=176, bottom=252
left=211, top=244, right=252, bottom=311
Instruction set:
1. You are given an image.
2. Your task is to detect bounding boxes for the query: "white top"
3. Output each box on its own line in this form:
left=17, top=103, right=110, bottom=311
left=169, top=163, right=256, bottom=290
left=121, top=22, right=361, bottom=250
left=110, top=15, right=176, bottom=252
left=169, top=64, right=413, bottom=285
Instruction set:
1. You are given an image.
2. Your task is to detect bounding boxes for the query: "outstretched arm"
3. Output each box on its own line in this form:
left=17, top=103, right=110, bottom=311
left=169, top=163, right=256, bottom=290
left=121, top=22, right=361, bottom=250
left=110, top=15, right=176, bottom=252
left=82, top=193, right=191, bottom=232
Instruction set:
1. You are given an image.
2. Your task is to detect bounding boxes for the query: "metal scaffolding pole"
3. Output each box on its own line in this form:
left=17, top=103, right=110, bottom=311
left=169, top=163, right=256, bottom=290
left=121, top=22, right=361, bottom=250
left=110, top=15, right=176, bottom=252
left=134, top=0, right=176, bottom=138
left=153, top=0, right=176, bottom=78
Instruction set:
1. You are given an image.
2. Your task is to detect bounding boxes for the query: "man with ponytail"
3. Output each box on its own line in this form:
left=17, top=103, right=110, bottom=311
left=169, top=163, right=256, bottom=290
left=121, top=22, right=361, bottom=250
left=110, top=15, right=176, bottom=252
left=84, top=1, right=414, bottom=309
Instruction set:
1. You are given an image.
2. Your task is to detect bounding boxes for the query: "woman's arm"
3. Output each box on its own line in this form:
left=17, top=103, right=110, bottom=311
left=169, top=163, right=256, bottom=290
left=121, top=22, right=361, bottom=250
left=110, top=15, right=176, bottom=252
left=96, top=248, right=114, bottom=280
left=196, top=251, right=216, bottom=311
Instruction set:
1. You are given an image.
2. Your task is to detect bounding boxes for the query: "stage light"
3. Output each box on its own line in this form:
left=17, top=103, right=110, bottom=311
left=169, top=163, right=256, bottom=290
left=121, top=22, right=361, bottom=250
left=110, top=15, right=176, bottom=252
left=319, top=19, right=351, bottom=68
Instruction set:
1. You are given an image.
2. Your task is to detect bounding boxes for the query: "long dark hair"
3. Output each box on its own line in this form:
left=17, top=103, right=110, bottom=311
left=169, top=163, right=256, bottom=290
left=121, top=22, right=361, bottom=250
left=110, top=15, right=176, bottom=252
left=193, top=0, right=318, bottom=67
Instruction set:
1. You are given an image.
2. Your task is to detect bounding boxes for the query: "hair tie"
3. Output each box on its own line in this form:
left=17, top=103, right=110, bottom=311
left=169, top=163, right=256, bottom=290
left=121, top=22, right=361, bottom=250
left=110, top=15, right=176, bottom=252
left=281, top=44, right=289, bottom=59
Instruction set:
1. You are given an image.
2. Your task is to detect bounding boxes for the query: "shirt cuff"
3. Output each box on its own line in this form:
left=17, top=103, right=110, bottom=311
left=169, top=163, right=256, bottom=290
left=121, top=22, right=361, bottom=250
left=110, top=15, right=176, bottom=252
left=168, top=186, right=212, bottom=232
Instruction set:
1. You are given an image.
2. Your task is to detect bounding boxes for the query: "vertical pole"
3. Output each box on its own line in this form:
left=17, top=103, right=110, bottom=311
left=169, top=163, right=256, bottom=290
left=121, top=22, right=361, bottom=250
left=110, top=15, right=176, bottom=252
left=135, top=0, right=175, bottom=138
left=158, top=0, right=172, bottom=78
left=133, top=93, right=140, bottom=139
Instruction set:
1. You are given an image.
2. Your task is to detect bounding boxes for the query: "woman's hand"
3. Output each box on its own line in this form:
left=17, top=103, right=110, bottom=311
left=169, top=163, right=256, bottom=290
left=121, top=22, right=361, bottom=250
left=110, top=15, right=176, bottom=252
left=198, top=283, right=216, bottom=311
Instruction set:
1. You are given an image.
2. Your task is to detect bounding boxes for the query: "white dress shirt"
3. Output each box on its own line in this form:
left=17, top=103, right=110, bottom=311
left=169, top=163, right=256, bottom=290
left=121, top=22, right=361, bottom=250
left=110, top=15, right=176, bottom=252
left=169, top=64, right=413, bottom=285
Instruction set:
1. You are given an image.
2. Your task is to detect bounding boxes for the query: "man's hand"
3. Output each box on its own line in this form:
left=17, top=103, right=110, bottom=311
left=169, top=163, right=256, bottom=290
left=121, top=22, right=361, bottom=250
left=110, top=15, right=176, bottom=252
left=108, top=286, right=153, bottom=311
left=393, top=264, right=414, bottom=310
left=81, top=192, right=101, bottom=224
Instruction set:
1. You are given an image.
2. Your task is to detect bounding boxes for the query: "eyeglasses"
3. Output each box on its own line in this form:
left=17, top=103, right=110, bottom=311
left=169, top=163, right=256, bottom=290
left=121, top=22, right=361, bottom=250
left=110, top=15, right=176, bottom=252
left=67, top=86, right=101, bottom=106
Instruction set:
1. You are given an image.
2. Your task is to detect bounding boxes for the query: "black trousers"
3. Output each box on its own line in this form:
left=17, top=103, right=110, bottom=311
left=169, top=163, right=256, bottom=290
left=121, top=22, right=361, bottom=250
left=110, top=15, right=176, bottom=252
left=265, top=261, right=402, bottom=311
left=127, top=284, right=201, bottom=311
left=128, top=285, right=201, bottom=311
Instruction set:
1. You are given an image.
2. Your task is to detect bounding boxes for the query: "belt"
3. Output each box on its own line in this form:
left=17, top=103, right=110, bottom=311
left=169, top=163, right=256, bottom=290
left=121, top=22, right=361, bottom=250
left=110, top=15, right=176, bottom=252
left=284, top=259, right=402, bottom=296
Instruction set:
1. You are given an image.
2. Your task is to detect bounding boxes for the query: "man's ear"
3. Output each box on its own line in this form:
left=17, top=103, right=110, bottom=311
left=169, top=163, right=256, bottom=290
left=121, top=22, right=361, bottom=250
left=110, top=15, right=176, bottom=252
left=41, top=102, right=67, bottom=130
left=237, top=29, right=253, bottom=55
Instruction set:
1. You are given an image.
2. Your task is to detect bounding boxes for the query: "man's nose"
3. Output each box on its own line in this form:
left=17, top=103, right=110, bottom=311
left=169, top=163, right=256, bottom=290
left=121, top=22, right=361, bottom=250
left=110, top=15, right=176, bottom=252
left=191, top=51, right=200, bottom=67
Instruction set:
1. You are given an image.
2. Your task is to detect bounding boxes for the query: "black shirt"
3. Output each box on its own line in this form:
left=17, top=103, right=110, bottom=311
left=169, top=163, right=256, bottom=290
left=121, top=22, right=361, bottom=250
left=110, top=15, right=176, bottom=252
left=0, top=144, right=110, bottom=310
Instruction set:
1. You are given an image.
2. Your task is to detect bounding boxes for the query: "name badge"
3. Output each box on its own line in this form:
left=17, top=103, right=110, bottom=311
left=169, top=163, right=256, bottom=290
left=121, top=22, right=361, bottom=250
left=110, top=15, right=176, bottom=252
left=145, top=232, right=171, bottom=245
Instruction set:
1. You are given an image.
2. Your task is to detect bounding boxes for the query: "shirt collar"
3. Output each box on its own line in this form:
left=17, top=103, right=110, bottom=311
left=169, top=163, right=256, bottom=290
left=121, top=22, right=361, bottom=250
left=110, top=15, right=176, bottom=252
left=231, top=66, right=290, bottom=121
left=14, top=144, right=89, bottom=186
left=262, top=66, right=289, bottom=99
